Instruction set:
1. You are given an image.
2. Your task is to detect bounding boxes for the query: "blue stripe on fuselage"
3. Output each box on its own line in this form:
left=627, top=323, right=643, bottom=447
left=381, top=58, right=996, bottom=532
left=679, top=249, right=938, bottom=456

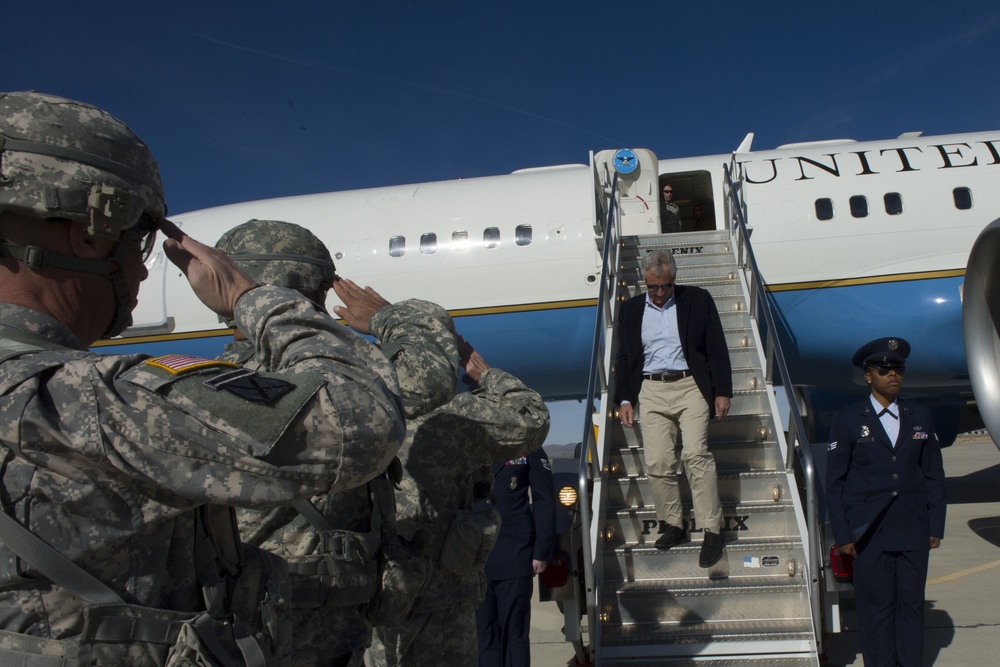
left=770, top=276, right=966, bottom=390
left=94, top=277, right=967, bottom=400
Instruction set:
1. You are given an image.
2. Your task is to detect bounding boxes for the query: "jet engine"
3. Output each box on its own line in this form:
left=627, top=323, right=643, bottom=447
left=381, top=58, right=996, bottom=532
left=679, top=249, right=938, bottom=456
left=962, top=218, right=1000, bottom=451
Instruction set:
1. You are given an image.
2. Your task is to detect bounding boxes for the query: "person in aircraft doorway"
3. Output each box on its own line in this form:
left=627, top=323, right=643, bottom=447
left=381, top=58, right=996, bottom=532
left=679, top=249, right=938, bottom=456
left=660, top=182, right=681, bottom=233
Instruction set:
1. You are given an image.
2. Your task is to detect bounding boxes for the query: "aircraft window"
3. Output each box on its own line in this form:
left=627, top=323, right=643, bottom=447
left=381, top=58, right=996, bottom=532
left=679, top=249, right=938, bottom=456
left=389, top=236, right=405, bottom=257
left=815, top=198, right=834, bottom=221
left=884, top=193, right=903, bottom=215
left=420, top=233, right=437, bottom=254
left=484, top=227, right=501, bottom=248
left=452, top=230, right=469, bottom=250
left=849, top=196, right=869, bottom=218
left=515, top=224, right=532, bottom=246
left=953, top=187, right=973, bottom=210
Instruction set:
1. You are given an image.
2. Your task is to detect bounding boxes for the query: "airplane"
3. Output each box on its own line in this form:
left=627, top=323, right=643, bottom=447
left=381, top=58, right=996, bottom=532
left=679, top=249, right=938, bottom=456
left=96, top=129, right=1000, bottom=448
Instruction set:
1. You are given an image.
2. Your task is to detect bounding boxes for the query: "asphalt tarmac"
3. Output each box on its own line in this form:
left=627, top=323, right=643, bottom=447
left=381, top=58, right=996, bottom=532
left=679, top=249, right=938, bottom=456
left=528, top=437, right=1000, bottom=666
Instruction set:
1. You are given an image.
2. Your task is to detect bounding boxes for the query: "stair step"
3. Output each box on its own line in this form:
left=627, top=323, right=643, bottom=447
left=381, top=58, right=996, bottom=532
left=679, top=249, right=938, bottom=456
left=600, top=619, right=815, bottom=661
left=607, top=440, right=783, bottom=477
left=603, top=537, right=805, bottom=582
left=606, top=470, right=794, bottom=509
left=600, top=577, right=810, bottom=626
left=599, top=658, right=817, bottom=667
left=605, top=503, right=798, bottom=546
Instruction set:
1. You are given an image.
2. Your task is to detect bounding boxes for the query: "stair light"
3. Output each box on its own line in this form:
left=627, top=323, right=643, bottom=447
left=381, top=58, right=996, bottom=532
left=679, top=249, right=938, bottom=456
left=558, top=485, right=579, bottom=508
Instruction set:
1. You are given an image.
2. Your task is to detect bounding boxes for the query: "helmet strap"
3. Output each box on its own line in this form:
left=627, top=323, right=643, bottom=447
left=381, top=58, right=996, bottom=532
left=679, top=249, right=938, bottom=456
left=0, top=239, right=135, bottom=337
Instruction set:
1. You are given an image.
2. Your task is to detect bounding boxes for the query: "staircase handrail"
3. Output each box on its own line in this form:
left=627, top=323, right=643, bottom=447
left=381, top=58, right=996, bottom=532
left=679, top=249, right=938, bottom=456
left=577, top=168, right=620, bottom=657
left=723, top=162, right=824, bottom=646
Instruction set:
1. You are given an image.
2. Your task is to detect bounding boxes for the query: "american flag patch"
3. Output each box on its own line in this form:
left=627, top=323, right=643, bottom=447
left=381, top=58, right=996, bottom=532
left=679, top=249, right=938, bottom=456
left=146, top=355, right=238, bottom=375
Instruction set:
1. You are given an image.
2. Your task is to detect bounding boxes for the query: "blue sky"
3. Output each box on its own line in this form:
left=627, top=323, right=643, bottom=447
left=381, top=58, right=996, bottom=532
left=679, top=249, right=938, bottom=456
left=8, top=0, right=1000, bottom=444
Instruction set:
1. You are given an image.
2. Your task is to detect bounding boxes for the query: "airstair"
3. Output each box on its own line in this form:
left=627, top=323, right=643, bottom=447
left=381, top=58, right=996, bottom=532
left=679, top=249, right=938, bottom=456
left=572, top=152, right=824, bottom=665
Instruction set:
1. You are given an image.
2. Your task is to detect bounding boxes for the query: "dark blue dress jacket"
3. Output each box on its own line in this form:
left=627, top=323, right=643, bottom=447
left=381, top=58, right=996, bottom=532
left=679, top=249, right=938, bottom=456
left=826, top=397, right=946, bottom=551
left=484, top=448, right=556, bottom=580
left=614, top=285, right=732, bottom=416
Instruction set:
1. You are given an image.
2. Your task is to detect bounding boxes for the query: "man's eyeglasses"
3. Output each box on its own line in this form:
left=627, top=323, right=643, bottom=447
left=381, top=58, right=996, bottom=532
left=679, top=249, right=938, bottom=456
left=123, top=215, right=158, bottom=263
left=646, top=282, right=674, bottom=292
left=872, top=364, right=905, bottom=376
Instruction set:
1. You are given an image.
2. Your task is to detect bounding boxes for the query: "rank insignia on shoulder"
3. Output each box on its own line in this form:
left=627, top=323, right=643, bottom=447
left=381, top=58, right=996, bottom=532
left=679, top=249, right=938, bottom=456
left=505, top=456, right=528, bottom=466
left=828, top=441, right=838, bottom=451
left=542, top=458, right=552, bottom=471
left=203, top=368, right=296, bottom=404
left=146, top=355, right=238, bottom=375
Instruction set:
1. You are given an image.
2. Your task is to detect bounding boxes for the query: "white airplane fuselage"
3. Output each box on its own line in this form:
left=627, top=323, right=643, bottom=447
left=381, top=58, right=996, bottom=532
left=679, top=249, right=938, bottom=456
left=102, top=131, right=1000, bottom=430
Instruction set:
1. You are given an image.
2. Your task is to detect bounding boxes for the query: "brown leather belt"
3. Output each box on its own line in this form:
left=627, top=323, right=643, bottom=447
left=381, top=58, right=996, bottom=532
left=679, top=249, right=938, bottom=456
left=643, top=371, right=692, bottom=382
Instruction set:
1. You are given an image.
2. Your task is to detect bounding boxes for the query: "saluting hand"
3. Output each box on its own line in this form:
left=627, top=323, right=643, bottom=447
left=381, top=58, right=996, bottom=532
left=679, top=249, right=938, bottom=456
left=458, top=336, right=490, bottom=382
left=158, top=218, right=257, bottom=319
left=331, top=278, right=390, bottom=334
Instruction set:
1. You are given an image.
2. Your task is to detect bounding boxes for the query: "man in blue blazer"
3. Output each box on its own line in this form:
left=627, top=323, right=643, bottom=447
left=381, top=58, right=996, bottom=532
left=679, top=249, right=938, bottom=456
left=614, top=249, right=732, bottom=568
left=826, top=337, right=946, bottom=667
left=476, top=448, right=556, bottom=667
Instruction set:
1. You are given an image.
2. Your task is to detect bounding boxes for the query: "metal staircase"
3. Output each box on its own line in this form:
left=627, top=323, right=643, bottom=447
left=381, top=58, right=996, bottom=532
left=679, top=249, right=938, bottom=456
left=572, top=154, right=824, bottom=665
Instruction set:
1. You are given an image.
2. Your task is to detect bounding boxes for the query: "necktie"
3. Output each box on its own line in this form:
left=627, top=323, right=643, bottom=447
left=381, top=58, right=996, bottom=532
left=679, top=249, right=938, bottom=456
left=878, top=408, right=898, bottom=420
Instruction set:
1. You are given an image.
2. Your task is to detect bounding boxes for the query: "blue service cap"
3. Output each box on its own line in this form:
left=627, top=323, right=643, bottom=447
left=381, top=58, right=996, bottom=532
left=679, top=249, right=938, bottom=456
left=852, top=337, right=911, bottom=369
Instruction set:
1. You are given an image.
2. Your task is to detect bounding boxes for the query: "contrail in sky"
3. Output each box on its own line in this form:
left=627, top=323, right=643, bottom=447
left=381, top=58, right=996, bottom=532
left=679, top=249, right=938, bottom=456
left=178, top=28, right=626, bottom=146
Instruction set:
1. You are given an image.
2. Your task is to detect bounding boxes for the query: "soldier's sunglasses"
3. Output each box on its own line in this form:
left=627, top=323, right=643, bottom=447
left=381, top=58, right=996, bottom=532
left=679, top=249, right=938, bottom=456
left=873, top=365, right=905, bottom=376
left=123, top=215, right=158, bottom=263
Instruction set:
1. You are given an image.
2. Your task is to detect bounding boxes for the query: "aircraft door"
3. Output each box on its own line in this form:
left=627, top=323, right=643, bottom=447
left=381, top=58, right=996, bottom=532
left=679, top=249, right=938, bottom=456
left=592, top=148, right=659, bottom=235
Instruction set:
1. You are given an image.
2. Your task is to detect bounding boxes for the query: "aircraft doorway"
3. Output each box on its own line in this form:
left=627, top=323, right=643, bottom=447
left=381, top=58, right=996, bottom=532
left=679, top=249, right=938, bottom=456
left=658, top=170, right=717, bottom=233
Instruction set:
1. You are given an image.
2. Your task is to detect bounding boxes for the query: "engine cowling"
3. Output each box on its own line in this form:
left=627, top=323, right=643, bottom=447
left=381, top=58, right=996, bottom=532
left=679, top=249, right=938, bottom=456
left=962, top=218, right=1000, bottom=451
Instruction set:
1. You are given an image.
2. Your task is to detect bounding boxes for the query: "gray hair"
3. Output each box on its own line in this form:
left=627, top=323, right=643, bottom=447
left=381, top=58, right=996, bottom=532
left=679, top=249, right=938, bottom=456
left=640, top=249, right=677, bottom=280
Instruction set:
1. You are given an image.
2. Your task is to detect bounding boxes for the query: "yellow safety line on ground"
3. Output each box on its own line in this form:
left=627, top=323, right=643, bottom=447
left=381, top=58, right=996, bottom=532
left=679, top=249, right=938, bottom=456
left=927, top=558, right=1000, bottom=585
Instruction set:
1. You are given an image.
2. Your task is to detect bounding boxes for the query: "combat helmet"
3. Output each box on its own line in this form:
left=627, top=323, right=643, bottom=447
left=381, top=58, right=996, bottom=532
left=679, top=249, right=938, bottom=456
left=0, top=91, right=165, bottom=237
left=0, top=92, right=167, bottom=337
left=215, top=219, right=336, bottom=294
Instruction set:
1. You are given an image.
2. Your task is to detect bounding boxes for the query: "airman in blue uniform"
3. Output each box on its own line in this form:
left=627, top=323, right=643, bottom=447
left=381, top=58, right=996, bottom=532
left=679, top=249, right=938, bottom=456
left=826, top=337, right=946, bottom=667
left=476, top=448, right=556, bottom=667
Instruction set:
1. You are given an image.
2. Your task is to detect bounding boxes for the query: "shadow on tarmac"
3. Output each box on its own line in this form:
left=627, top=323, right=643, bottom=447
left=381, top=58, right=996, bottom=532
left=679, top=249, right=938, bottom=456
left=822, top=601, right=954, bottom=666
left=945, top=462, right=1000, bottom=504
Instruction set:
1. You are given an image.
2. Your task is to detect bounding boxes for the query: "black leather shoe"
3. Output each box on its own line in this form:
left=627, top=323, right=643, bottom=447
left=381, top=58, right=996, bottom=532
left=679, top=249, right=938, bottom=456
left=699, top=529, right=724, bottom=567
left=654, top=524, right=689, bottom=550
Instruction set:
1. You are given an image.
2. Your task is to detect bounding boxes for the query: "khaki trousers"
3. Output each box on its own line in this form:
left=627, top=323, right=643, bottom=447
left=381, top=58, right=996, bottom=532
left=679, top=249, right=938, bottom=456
left=638, top=376, right=722, bottom=532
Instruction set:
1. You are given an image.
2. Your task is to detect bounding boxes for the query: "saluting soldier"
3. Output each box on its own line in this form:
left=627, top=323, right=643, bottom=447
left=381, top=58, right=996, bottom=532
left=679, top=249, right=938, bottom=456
left=369, top=338, right=550, bottom=667
left=826, top=337, right=946, bottom=667
left=0, top=92, right=406, bottom=665
left=216, top=219, right=460, bottom=667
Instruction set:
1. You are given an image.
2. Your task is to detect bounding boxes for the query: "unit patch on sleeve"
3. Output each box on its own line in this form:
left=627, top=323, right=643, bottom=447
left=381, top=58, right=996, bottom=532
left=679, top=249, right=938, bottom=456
left=203, top=368, right=296, bottom=404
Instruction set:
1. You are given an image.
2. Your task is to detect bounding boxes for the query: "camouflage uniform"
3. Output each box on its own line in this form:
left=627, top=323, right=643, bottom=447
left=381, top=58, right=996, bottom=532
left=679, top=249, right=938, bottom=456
left=372, top=369, right=550, bottom=667
left=224, top=299, right=459, bottom=667
left=214, top=218, right=460, bottom=666
left=0, top=92, right=407, bottom=665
